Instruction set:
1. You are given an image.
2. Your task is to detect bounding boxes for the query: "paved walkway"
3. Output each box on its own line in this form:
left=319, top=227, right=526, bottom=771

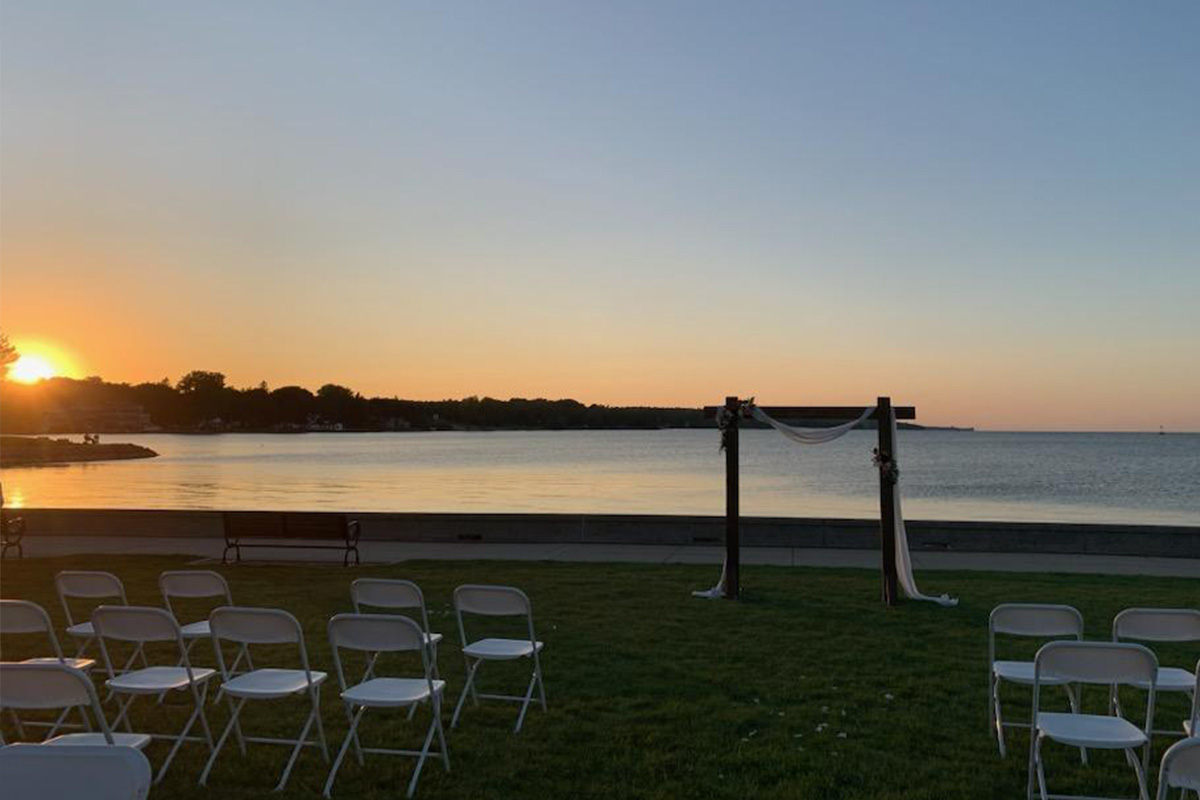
left=13, top=535, right=1200, bottom=577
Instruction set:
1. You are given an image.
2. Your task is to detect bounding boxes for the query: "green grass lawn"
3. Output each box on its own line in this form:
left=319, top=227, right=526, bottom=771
left=1, top=554, right=1195, bottom=799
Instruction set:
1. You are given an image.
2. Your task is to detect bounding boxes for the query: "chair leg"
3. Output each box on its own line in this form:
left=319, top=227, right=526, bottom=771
left=1034, top=736, right=1049, bottom=800
left=312, top=686, right=329, bottom=762
left=993, top=679, right=1007, bottom=757
left=156, top=688, right=211, bottom=783
left=323, top=705, right=365, bottom=798
left=344, top=701, right=365, bottom=767
left=217, top=690, right=247, bottom=755
left=1026, top=728, right=1038, bottom=800
left=43, top=706, right=73, bottom=740
left=451, top=660, right=480, bottom=729
left=200, top=697, right=245, bottom=786
left=276, top=707, right=318, bottom=791
left=1064, top=684, right=1087, bottom=765
left=514, top=670, right=538, bottom=733
left=111, top=694, right=137, bottom=732
left=8, top=708, right=26, bottom=739
left=433, top=696, right=450, bottom=773
left=407, top=711, right=440, bottom=799
left=1127, top=747, right=1150, bottom=800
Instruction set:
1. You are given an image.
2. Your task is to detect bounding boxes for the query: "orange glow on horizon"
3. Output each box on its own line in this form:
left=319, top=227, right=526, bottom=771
left=6, top=340, right=80, bottom=384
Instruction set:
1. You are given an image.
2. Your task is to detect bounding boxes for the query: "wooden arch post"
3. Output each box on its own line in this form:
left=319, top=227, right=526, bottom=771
left=705, top=397, right=915, bottom=605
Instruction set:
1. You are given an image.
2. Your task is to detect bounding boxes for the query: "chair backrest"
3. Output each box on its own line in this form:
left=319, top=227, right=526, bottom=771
left=0, top=662, right=116, bottom=745
left=160, top=570, right=232, bottom=603
left=0, top=599, right=66, bottom=661
left=93, top=605, right=182, bottom=644
left=454, top=584, right=537, bottom=649
left=1033, top=641, right=1158, bottom=739
left=352, top=578, right=422, bottom=611
left=93, top=605, right=197, bottom=684
left=351, top=578, right=432, bottom=631
left=56, top=571, right=127, bottom=627
left=0, top=743, right=152, bottom=800
left=1036, top=640, right=1157, bottom=686
left=1158, top=736, right=1200, bottom=796
left=210, top=606, right=302, bottom=645
left=0, top=661, right=97, bottom=709
left=454, top=584, right=532, bottom=617
left=160, top=570, right=233, bottom=627
left=209, top=606, right=315, bottom=682
left=990, top=603, right=1083, bottom=637
left=989, top=603, right=1083, bottom=662
left=1113, top=608, right=1200, bottom=643
left=327, top=613, right=432, bottom=692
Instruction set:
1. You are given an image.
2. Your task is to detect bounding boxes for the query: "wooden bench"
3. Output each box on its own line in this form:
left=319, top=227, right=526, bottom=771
left=222, top=511, right=361, bottom=566
left=0, top=482, right=24, bottom=560
left=1, top=511, right=24, bottom=560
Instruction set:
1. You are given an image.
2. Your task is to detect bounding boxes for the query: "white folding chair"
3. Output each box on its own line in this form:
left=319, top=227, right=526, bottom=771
left=450, top=584, right=545, bottom=733
left=160, top=571, right=252, bottom=679
left=1114, top=609, right=1200, bottom=737
left=1027, top=641, right=1158, bottom=800
left=0, top=743, right=153, bottom=800
left=56, top=571, right=141, bottom=672
left=323, top=613, right=450, bottom=798
left=92, top=605, right=216, bottom=783
left=0, top=661, right=149, bottom=749
left=990, top=603, right=1085, bottom=758
left=1158, top=737, right=1200, bottom=800
left=1187, top=661, right=1199, bottom=738
left=199, top=606, right=329, bottom=791
left=1, top=599, right=96, bottom=738
left=351, top=578, right=442, bottom=680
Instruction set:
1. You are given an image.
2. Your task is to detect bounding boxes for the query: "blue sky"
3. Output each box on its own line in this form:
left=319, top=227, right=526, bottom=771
left=2, top=1, right=1197, bottom=429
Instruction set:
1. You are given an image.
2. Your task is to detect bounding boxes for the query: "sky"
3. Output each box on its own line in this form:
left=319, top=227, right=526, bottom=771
left=1, top=1, right=1197, bottom=431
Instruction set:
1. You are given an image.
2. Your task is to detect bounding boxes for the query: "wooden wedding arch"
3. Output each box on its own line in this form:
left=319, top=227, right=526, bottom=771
left=702, top=396, right=915, bottom=606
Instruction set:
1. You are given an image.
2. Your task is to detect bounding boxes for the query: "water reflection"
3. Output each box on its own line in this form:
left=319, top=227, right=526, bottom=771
left=1, top=430, right=1197, bottom=525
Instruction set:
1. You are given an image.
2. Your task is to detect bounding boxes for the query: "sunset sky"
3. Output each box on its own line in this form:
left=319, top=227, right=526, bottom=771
left=2, top=2, right=1197, bottom=431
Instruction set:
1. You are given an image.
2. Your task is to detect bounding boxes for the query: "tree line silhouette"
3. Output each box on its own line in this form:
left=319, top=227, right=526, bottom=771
left=0, top=370, right=709, bottom=433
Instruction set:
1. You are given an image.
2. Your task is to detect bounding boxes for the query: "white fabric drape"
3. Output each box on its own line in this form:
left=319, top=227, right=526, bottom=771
left=695, top=404, right=957, bottom=607
left=749, top=405, right=875, bottom=444
left=887, top=411, right=957, bottom=606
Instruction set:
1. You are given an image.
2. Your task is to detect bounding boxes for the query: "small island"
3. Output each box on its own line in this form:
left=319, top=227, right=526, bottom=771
left=0, top=435, right=158, bottom=468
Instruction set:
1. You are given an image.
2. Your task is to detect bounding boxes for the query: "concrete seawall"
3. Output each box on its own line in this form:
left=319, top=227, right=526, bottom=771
left=13, top=508, right=1200, bottom=559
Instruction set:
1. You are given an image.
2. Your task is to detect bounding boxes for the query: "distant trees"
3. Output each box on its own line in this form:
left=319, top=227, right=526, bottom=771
left=0, top=371, right=708, bottom=434
left=0, top=334, right=18, bottom=380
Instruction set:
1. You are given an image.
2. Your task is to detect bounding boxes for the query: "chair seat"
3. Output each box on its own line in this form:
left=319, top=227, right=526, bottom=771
left=65, top=622, right=94, bottom=638
left=425, top=632, right=443, bottom=646
left=1185, top=720, right=1194, bottom=736
left=21, top=656, right=96, bottom=671
left=45, top=732, right=152, bottom=750
left=1129, top=667, right=1196, bottom=692
left=1037, top=712, right=1147, bottom=749
left=107, top=666, right=216, bottom=693
left=993, top=660, right=1072, bottom=686
left=342, top=678, right=446, bottom=708
left=220, top=668, right=327, bottom=698
left=463, top=637, right=543, bottom=661
left=180, top=620, right=210, bottom=638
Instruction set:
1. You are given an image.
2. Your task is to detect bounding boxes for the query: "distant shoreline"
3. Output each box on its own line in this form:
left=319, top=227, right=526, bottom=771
left=0, top=436, right=158, bottom=468
left=4, top=422, right=971, bottom=436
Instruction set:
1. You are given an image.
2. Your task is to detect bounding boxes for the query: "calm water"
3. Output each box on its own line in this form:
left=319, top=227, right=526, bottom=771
left=2, top=431, right=1198, bottom=526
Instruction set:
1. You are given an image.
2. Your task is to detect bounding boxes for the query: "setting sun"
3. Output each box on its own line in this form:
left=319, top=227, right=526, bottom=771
left=9, top=353, right=58, bottom=383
